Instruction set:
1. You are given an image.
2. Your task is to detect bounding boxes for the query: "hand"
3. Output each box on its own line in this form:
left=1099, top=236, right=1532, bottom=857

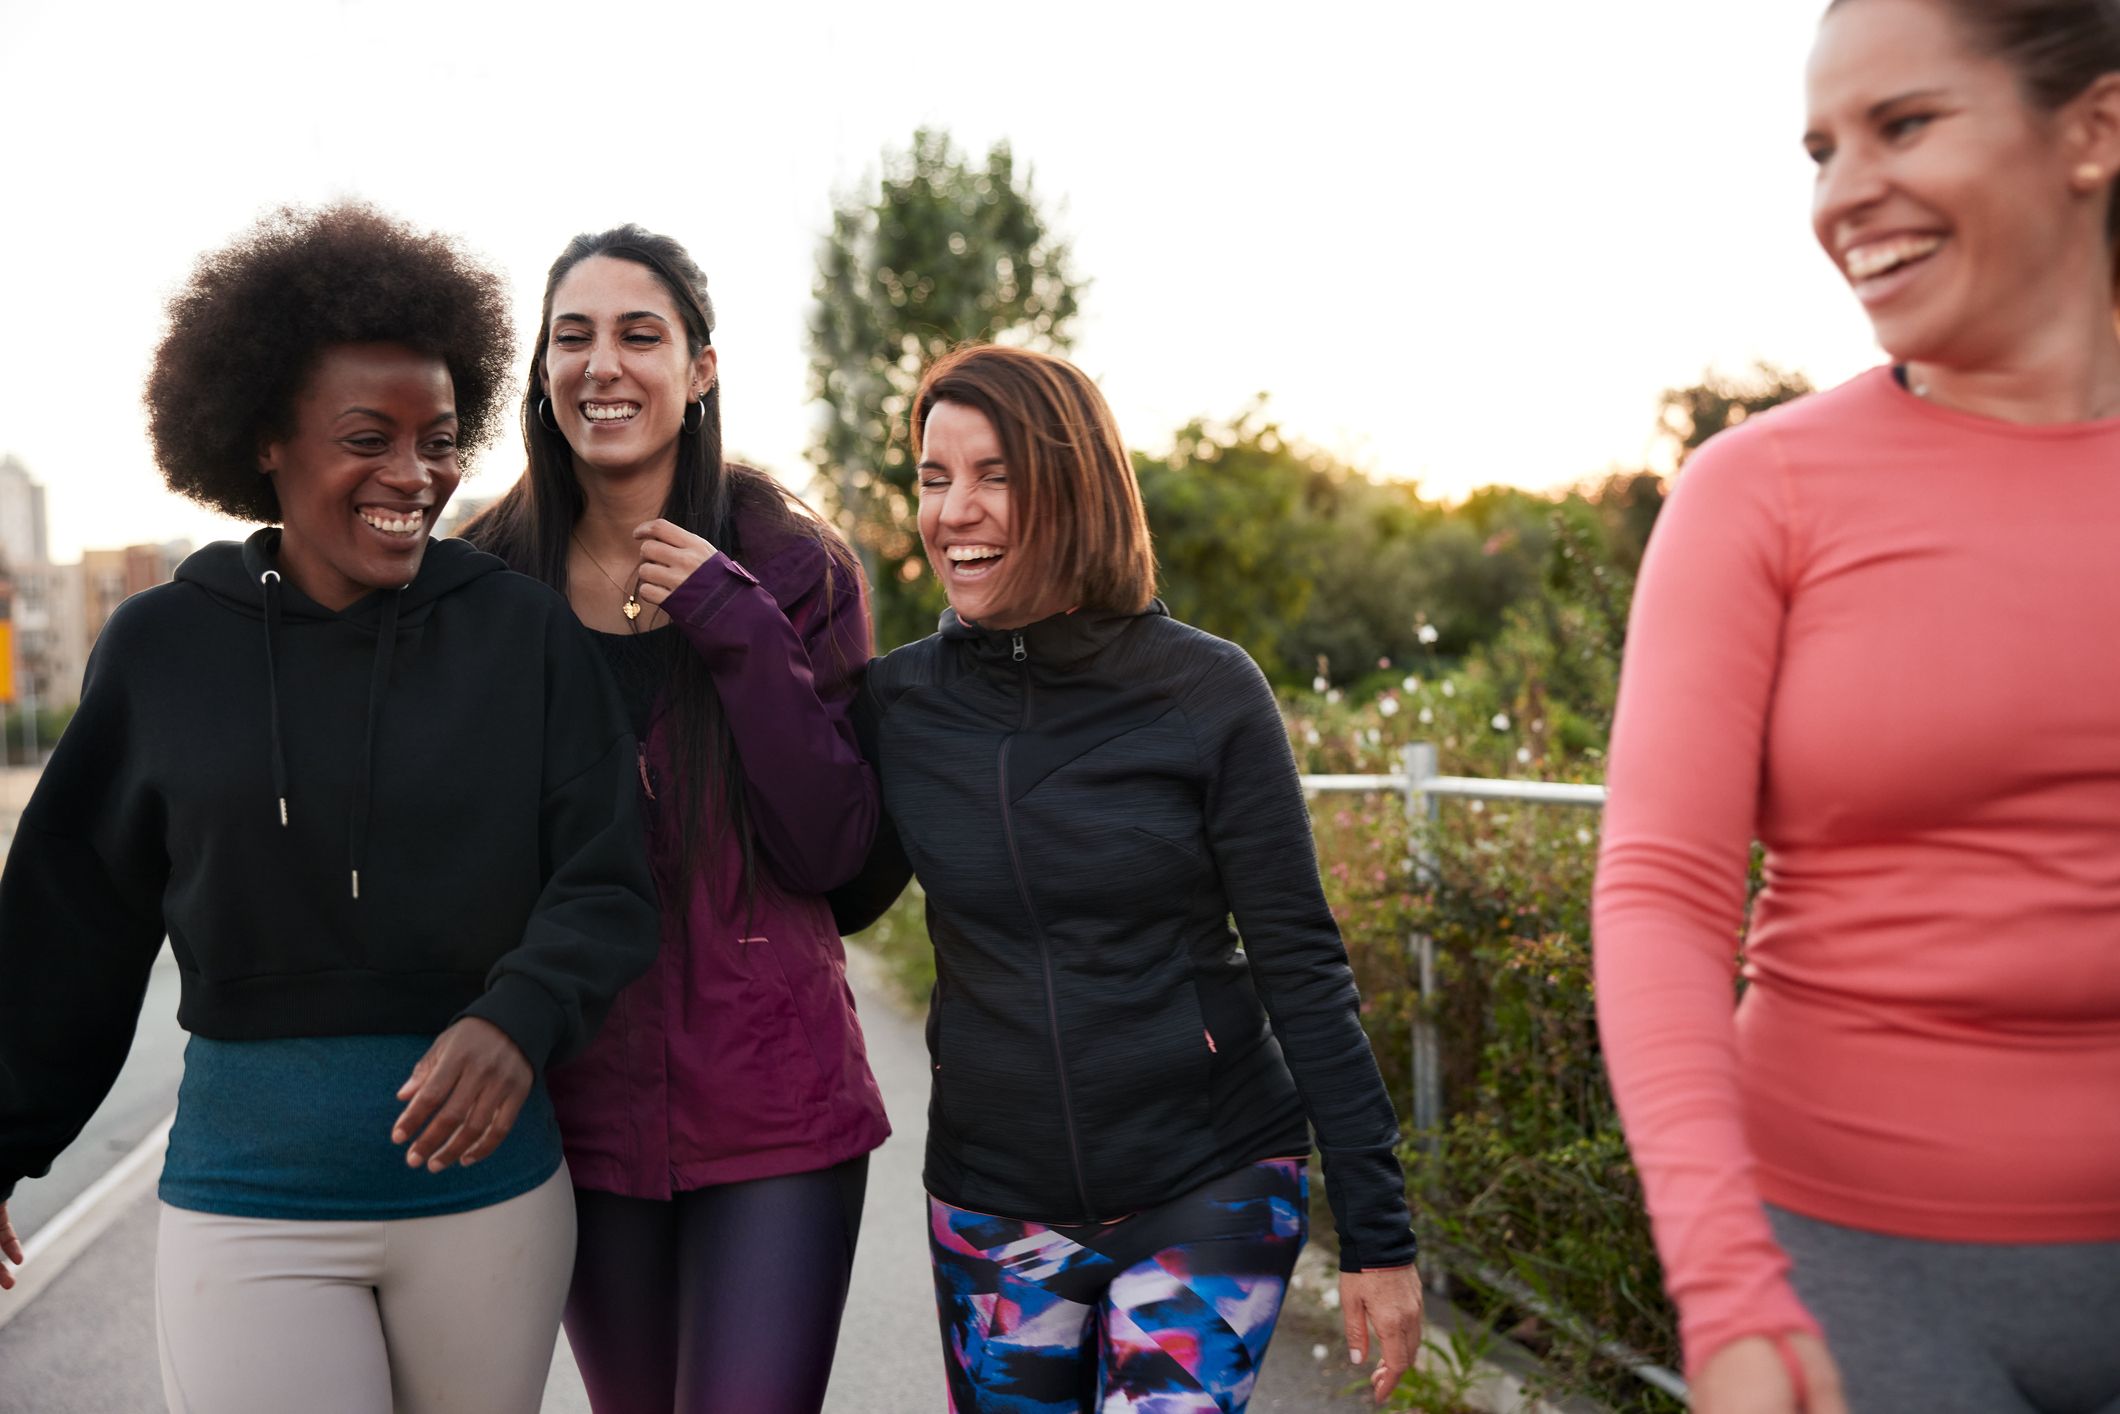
left=392, top=1018, right=532, bottom=1173
left=0, top=1201, right=21, bottom=1292
left=1691, top=1333, right=1847, bottom=1414
left=633, top=518, right=719, bottom=609
left=1341, top=1263, right=1425, bottom=1405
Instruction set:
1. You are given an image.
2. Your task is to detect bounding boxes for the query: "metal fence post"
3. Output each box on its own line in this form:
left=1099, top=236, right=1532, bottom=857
left=1401, top=741, right=1442, bottom=1144
left=1401, top=741, right=1445, bottom=1297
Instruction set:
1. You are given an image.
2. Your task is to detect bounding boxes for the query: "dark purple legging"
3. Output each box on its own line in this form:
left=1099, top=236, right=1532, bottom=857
left=563, top=1156, right=869, bottom=1414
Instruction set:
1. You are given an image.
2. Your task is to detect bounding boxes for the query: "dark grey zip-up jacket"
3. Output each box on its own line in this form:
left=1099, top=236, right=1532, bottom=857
left=832, top=601, right=1416, bottom=1271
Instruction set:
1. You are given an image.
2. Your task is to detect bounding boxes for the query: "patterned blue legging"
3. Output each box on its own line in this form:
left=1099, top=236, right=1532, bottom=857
left=928, top=1157, right=1308, bottom=1413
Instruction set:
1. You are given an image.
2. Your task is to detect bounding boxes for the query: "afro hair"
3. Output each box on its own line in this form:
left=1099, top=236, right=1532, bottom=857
left=145, top=202, right=515, bottom=522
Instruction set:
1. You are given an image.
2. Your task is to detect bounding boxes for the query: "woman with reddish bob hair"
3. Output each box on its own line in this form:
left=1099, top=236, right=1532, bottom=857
left=834, top=343, right=1424, bottom=1411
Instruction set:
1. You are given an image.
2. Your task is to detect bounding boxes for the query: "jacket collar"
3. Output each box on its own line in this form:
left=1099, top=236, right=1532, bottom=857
left=940, top=599, right=1167, bottom=673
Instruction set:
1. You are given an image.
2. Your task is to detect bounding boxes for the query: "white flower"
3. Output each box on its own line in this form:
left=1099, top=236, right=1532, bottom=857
left=1365, top=728, right=1381, bottom=746
left=1378, top=697, right=1400, bottom=717
left=1492, top=713, right=1511, bottom=731
left=1304, top=728, right=1321, bottom=746
left=1576, top=827, right=1594, bottom=846
left=1441, top=681, right=1456, bottom=698
left=1517, top=747, right=1532, bottom=764
left=1416, top=624, right=1439, bottom=645
left=1418, top=707, right=1434, bottom=725
left=1325, top=689, right=1342, bottom=705
left=1321, top=1287, right=1341, bottom=1309
left=1469, top=799, right=1485, bottom=814
left=1312, top=675, right=1329, bottom=693
left=1312, top=1344, right=1328, bottom=1363
left=1402, top=676, right=1420, bottom=693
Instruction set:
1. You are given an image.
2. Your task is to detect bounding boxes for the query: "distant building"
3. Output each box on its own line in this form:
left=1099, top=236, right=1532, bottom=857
left=0, top=456, right=191, bottom=712
left=0, top=454, right=51, bottom=573
left=12, top=559, right=88, bottom=709
left=80, top=541, right=187, bottom=654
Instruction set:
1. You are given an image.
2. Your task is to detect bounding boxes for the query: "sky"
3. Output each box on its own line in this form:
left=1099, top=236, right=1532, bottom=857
left=0, top=0, right=1885, bottom=563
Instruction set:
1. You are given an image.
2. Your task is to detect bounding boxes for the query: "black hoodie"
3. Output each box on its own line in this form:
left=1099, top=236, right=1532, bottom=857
left=0, top=530, right=659, bottom=1202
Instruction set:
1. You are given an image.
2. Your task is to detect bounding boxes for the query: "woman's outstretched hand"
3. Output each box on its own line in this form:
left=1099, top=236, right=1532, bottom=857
left=633, top=519, right=719, bottom=609
left=0, top=1202, right=21, bottom=1291
left=392, top=1018, right=532, bottom=1172
left=1341, top=1263, right=1425, bottom=1404
left=1692, top=1333, right=1848, bottom=1414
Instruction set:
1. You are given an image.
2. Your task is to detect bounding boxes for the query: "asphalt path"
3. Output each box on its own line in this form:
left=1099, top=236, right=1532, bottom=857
left=0, top=944, right=1373, bottom=1412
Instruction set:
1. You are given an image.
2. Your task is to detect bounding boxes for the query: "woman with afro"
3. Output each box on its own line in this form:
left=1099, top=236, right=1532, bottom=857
left=0, top=202, right=660, bottom=1414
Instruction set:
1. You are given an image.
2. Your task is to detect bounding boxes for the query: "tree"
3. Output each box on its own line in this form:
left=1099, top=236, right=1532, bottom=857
left=1656, top=360, right=1815, bottom=467
left=1135, top=406, right=1327, bottom=682
left=807, top=128, right=1084, bottom=649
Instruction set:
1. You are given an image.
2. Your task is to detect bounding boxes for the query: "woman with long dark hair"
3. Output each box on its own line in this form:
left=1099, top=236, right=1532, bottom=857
left=463, top=226, right=887, bottom=1414
left=1595, top=2, right=2120, bottom=1410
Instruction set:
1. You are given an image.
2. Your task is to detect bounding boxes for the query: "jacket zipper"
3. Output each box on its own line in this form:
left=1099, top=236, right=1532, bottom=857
left=995, top=629, right=1097, bottom=1220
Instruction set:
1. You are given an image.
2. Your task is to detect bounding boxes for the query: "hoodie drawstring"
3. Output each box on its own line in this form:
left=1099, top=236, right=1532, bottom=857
left=349, top=589, right=401, bottom=900
left=261, top=571, right=291, bottom=828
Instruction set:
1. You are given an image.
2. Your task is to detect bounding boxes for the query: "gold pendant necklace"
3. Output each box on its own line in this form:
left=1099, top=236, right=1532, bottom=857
left=573, top=534, right=643, bottom=623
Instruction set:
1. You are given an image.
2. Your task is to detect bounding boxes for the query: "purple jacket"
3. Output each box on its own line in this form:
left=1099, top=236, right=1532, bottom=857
left=549, top=513, right=891, bottom=1196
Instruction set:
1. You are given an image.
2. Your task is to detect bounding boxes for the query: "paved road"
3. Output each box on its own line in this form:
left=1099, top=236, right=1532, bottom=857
left=0, top=946, right=1372, bottom=1412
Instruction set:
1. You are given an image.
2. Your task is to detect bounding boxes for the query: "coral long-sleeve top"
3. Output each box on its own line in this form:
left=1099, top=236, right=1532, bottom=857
left=1592, top=366, right=2120, bottom=1374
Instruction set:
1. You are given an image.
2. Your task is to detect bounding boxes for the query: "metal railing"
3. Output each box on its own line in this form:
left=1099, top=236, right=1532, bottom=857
left=1299, top=743, right=1689, bottom=1405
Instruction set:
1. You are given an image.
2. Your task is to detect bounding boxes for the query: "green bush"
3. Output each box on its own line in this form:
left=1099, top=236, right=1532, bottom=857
left=1294, top=510, right=1684, bottom=1410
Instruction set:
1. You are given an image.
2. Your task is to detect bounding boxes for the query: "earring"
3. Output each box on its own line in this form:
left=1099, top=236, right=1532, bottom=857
left=2076, top=162, right=2107, bottom=192
left=682, top=395, right=707, bottom=435
left=536, top=397, right=561, bottom=432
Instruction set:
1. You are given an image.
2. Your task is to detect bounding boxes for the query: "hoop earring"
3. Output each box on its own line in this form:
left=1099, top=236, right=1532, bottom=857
left=536, top=397, right=561, bottom=433
left=682, top=395, right=707, bottom=435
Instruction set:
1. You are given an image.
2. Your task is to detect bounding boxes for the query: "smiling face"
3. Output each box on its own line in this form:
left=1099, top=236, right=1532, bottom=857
left=540, top=254, right=714, bottom=483
left=258, top=342, right=458, bottom=611
left=918, top=400, right=1036, bottom=628
left=1805, top=0, right=2109, bottom=366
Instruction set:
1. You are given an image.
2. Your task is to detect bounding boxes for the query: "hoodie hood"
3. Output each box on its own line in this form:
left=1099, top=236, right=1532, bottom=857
left=178, top=528, right=513, bottom=898
left=175, top=528, right=509, bottom=624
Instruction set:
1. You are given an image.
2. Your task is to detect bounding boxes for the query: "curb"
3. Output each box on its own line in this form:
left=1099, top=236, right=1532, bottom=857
left=0, top=1114, right=173, bottom=1335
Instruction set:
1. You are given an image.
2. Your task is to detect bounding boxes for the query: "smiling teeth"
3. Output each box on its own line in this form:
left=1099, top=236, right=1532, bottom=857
left=946, top=546, right=1003, bottom=562
left=360, top=509, right=423, bottom=535
left=1846, top=234, right=1943, bottom=281
left=583, top=404, right=638, bottom=422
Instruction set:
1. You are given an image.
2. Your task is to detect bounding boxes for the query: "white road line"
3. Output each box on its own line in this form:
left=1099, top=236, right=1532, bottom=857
left=0, top=1113, right=174, bottom=1334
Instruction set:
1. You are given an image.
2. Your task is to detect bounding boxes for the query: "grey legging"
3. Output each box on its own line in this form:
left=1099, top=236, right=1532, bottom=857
left=1767, top=1204, right=2120, bottom=1414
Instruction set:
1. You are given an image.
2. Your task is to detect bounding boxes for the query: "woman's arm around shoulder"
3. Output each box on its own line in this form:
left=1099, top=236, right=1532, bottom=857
left=826, top=664, right=914, bottom=935
left=648, top=520, right=880, bottom=895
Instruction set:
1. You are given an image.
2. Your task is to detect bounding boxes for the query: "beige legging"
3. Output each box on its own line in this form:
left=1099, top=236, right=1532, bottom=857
left=154, top=1166, right=574, bottom=1414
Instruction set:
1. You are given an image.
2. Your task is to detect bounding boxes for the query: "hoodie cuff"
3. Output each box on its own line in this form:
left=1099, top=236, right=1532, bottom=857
left=456, top=974, right=569, bottom=1075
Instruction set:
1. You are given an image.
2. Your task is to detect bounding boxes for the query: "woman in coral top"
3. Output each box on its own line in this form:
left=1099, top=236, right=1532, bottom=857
left=1594, top=2, right=2120, bottom=1411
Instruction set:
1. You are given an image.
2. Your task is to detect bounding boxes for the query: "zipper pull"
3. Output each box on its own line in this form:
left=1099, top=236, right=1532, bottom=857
left=1204, top=1028, right=1218, bottom=1054
left=1011, top=632, right=1026, bottom=663
left=637, top=745, right=658, bottom=800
